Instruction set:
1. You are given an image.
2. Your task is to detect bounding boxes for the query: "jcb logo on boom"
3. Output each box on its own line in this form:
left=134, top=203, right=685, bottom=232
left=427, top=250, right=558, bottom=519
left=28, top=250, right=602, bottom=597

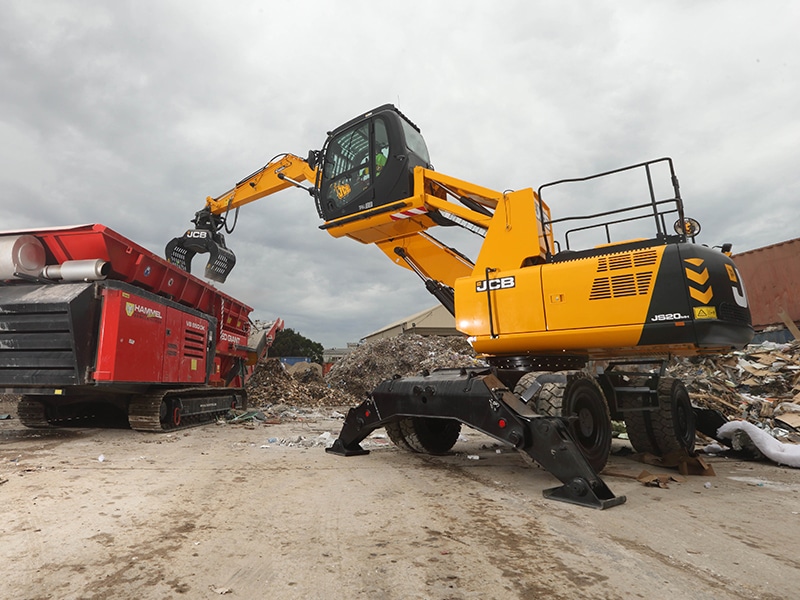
left=185, top=230, right=208, bottom=238
left=476, top=276, right=516, bottom=292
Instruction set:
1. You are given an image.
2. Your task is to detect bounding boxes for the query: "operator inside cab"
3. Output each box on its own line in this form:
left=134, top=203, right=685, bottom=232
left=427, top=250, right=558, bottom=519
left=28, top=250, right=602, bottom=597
left=318, top=104, right=432, bottom=222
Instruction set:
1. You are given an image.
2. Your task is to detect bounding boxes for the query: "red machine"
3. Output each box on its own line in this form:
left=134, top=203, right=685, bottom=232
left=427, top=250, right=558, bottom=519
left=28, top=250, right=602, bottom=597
left=0, top=224, right=283, bottom=430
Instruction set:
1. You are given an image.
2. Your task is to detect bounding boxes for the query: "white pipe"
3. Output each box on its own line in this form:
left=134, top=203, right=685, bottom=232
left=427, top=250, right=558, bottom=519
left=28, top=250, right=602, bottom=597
left=0, top=235, right=46, bottom=279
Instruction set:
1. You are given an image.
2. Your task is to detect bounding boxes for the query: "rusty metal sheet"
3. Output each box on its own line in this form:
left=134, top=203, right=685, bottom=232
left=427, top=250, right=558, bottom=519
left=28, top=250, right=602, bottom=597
left=733, top=238, right=800, bottom=329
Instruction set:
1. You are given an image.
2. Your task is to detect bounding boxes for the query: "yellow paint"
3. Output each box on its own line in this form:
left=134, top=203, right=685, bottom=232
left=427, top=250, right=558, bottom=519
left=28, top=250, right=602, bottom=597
left=689, top=286, right=714, bottom=304
left=206, top=154, right=317, bottom=214
left=685, top=267, right=709, bottom=285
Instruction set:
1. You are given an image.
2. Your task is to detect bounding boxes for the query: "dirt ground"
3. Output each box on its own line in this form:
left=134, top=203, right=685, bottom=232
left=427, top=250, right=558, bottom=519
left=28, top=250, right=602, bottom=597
left=1, top=397, right=799, bottom=600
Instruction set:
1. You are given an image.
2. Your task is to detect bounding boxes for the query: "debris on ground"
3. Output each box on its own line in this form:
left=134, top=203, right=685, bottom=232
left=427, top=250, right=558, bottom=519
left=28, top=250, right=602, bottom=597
left=667, top=339, right=800, bottom=461
left=245, top=358, right=355, bottom=410
left=234, top=335, right=484, bottom=425
left=636, top=470, right=687, bottom=488
left=325, top=334, right=485, bottom=399
left=668, top=340, right=800, bottom=429
left=632, top=450, right=716, bottom=477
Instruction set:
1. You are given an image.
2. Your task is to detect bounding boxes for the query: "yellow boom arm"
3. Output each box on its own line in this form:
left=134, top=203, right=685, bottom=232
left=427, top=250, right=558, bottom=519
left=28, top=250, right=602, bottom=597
left=205, top=153, right=317, bottom=215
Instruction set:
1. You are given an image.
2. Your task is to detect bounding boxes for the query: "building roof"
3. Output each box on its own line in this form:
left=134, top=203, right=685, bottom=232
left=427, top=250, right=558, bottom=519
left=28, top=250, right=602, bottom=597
left=363, top=304, right=460, bottom=341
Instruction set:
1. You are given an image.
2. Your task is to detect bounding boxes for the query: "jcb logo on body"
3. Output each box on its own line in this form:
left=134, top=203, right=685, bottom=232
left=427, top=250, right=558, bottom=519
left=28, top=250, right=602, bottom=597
left=725, top=263, right=748, bottom=308
left=185, top=230, right=208, bottom=239
left=476, top=276, right=516, bottom=292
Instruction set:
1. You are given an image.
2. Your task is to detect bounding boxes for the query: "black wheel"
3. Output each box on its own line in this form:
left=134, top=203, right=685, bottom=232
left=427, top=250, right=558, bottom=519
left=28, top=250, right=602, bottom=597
left=536, top=380, right=566, bottom=415
left=516, top=372, right=611, bottom=472
left=624, top=378, right=696, bottom=455
left=560, top=376, right=612, bottom=472
left=387, top=417, right=461, bottom=455
left=385, top=420, right=415, bottom=452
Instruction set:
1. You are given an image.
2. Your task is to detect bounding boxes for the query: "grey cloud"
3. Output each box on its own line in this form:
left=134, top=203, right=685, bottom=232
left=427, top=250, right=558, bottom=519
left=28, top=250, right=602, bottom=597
left=1, top=1, right=798, bottom=347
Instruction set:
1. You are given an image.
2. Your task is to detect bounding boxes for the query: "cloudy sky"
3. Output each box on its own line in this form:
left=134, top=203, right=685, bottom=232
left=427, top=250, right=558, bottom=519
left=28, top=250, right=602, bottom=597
left=1, top=1, right=797, bottom=348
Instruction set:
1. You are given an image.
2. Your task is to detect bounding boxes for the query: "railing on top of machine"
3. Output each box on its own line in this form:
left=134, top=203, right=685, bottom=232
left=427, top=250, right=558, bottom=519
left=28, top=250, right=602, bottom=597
left=536, top=157, right=692, bottom=259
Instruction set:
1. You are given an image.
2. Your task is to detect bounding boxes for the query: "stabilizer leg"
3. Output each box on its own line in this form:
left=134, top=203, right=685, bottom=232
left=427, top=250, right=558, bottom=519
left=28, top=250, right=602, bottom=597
left=326, top=369, right=625, bottom=509
left=325, top=399, right=382, bottom=456
left=524, top=417, right=626, bottom=509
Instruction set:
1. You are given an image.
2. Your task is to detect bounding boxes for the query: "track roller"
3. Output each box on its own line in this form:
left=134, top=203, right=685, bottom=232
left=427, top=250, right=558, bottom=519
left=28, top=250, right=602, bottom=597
left=17, top=396, right=51, bottom=428
left=128, top=388, right=245, bottom=432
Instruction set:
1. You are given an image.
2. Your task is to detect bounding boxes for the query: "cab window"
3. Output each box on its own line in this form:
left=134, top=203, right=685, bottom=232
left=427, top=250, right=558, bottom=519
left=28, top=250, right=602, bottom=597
left=323, top=122, right=370, bottom=207
left=401, top=119, right=430, bottom=164
left=374, top=118, right=389, bottom=177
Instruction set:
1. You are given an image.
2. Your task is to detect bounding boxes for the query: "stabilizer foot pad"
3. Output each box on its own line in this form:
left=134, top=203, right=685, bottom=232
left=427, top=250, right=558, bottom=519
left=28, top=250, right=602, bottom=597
left=543, top=477, right=627, bottom=510
left=326, top=439, right=370, bottom=457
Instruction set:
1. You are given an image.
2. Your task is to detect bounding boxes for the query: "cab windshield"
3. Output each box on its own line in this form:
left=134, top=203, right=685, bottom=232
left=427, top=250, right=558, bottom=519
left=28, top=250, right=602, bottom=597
left=401, top=119, right=430, bottom=164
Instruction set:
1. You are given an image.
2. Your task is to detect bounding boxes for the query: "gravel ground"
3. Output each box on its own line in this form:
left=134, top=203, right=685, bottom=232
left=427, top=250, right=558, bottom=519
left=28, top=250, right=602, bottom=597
left=2, top=394, right=800, bottom=600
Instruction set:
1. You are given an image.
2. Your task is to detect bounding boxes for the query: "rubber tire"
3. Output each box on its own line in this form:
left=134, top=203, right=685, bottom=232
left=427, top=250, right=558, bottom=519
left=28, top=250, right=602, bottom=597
left=385, top=420, right=415, bottom=452
left=514, top=371, right=547, bottom=404
left=385, top=417, right=461, bottom=455
left=624, top=377, right=696, bottom=455
left=516, top=372, right=612, bottom=472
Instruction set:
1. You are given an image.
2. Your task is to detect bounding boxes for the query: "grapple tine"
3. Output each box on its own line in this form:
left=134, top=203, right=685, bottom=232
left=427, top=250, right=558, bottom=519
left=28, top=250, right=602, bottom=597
left=165, top=229, right=236, bottom=283
left=165, top=235, right=195, bottom=273
left=204, top=242, right=236, bottom=283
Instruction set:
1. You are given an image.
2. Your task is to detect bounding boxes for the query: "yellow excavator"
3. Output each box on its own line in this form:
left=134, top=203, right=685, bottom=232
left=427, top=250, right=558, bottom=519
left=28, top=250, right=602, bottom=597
left=167, top=104, right=753, bottom=508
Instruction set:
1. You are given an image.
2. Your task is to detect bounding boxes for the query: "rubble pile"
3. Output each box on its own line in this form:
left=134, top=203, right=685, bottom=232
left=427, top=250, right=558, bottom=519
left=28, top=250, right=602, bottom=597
left=326, top=334, right=485, bottom=399
left=245, top=358, right=355, bottom=409
left=668, top=340, right=800, bottom=438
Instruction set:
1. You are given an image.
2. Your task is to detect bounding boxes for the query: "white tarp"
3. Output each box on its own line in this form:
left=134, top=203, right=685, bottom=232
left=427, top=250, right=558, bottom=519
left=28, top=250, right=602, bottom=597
left=717, top=421, right=800, bottom=468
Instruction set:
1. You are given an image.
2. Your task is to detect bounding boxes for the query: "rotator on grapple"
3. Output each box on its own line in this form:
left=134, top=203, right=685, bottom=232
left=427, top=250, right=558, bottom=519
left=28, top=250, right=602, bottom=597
left=165, top=207, right=237, bottom=284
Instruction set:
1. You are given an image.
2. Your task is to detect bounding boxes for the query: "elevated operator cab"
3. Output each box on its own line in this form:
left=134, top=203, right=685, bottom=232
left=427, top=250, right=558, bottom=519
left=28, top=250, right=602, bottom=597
left=315, top=104, right=433, bottom=222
